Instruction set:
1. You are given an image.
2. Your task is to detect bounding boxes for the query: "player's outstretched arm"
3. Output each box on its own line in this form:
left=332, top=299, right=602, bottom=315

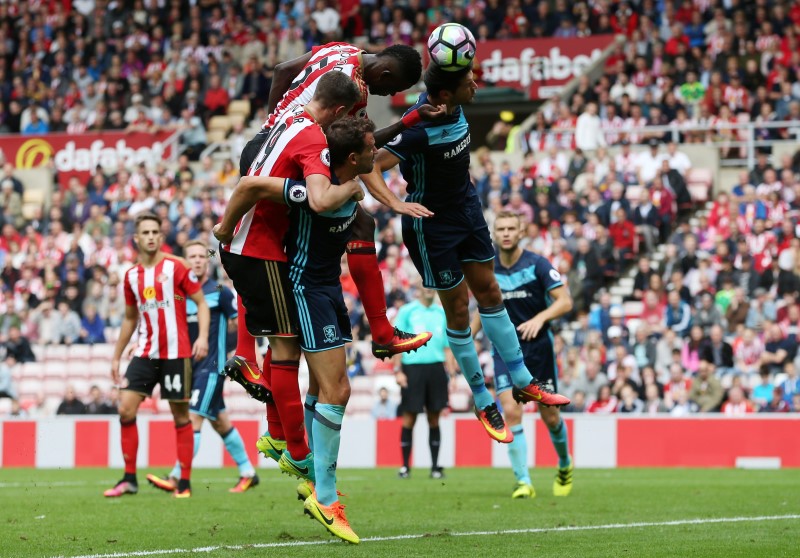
left=373, top=104, right=447, bottom=148
left=189, top=289, right=210, bottom=360
left=306, top=173, right=364, bottom=214
left=360, top=149, right=434, bottom=218
left=517, top=285, right=574, bottom=341
left=267, top=51, right=314, bottom=114
left=111, top=304, right=138, bottom=384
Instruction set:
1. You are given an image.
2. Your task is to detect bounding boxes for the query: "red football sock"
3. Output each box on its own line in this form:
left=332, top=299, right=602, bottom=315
left=271, top=360, right=309, bottom=459
left=347, top=243, right=394, bottom=344
left=120, top=418, right=138, bottom=475
left=236, top=299, right=258, bottom=363
left=175, top=421, right=193, bottom=481
left=262, top=347, right=285, bottom=439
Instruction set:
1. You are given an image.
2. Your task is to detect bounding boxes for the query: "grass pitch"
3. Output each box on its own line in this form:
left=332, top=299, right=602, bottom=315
left=1, top=467, right=798, bottom=558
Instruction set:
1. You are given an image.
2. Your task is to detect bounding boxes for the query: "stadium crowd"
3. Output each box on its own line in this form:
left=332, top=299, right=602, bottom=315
left=1, top=0, right=800, bottom=416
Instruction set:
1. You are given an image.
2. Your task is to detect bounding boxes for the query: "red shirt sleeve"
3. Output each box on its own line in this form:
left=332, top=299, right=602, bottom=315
left=174, top=259, right=202, bottom=297
left=124, top=269, right=137, bottom=306
left=293, top=127, right=332, bottom=178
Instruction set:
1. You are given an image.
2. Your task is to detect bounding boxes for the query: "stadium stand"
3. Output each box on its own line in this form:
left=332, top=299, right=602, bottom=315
left=1, top=0, right=800, bottom=420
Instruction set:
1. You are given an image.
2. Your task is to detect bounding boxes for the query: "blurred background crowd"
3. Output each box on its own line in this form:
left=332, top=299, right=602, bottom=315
left=1, top=0, right=800, bottom=417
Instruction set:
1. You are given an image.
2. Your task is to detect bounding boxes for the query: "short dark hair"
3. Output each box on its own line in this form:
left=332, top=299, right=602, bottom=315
left=423, top=63, right=472, bottom=97
left=377, top=44, right=423, bottom=88
left=313, top=72, right=362, bottom=109
left=327, top=118, right=376, bottom=167
left=135, top=212, right=161, bottom=231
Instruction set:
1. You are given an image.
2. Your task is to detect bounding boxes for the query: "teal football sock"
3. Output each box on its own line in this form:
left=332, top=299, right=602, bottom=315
left=312, top=403, right=345, bottom=506
left=446, top=327, right=493, bottom=409
left=479, top=305, right=534, bottom=387
left=507, top=424, right=530, bottom=484
left=549, top=418, right=571, bottom=469
left=304, top=394, right=318, bottom=452
left=223, top=427, right=255, bottom=478
left=169, top=430, right=201, bottom=479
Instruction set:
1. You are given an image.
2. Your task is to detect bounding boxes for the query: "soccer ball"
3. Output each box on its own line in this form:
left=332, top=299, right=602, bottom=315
left=427, top=23, right=477, bottom=71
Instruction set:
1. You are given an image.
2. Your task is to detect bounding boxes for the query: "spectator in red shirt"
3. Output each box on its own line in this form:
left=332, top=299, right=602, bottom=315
left=721, top=386, right=755, bottom=415
left=587, top=385, right=618, bottom=413
left=665, top=23, right=690, bottom=57
left=202, top=74, right=230, bottom=121
left=609, top=207, right=636, bottom=269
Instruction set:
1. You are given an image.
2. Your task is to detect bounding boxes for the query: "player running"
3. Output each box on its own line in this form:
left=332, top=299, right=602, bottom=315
left=475, top=212, right=574, bottom=498
left=363, top=64, right=570, bottom=444
left=226, top=42, right=440, bottom=403
left=145, top=240, right=259, bottom=494
left=104, top=213, right=209, bottom=499
left=213, top=72, right=364, bottom=484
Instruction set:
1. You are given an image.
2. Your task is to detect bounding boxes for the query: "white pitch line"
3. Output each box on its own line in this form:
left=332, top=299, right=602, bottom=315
left=56, top=514, right=800, bottom=558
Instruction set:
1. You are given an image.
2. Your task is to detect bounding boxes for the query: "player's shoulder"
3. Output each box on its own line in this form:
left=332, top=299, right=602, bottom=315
left=523, top=250, right=550, bottom=267
left=163, top=254, right=190, bottom=270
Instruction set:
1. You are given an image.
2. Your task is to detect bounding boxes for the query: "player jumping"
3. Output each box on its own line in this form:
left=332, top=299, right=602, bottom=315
left=363, top=64, right=571, bottom=444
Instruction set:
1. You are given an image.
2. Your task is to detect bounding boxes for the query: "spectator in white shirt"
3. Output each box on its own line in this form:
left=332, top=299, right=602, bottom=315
left=310, top=0, right=340, bottom=38
left=575, top=102, right=607, bottom=151
left=660, top=141, right=692, bottom=177
left=636, top=138, right=664, bottom=184
left=609, top=73, right=639, bottom=104
left=536, top=145, right=569, bottom=179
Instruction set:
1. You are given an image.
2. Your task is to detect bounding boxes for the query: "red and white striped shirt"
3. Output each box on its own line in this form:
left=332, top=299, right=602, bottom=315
left=227, top=106, right=331, bottom=261
left=263, top=42, right=369, bottom=130
left=124, top=255, right=201, bottom=359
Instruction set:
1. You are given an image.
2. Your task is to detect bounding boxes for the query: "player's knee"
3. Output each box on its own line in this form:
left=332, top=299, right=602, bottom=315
left=446, top=304, right=470, bottom=330
left=331, top=376, right=351, bottom=406
left=169, top=402, right=190, bottom=423
left=473, top=279, right=503, bottom=307
left=118, top=406, right=137, bottom=422
left=271, top=342, right=300, bottom=361
left=211, top=421, right=228, bottom=435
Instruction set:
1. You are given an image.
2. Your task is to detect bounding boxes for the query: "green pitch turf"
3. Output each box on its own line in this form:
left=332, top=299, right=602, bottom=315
left=1, top=467, right=798, bottom=558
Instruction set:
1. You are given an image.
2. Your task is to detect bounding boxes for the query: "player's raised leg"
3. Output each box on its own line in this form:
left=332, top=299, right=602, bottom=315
left=436, top=281, right=512, bottom=443
left=347, top=211, right=432, bottom=360
left=223, top=299, right=272, bottom=402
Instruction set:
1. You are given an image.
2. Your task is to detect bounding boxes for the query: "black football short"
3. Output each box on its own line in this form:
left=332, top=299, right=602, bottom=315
left=239, top=129, right=270, bottom=176
left=123, top=356, right=192, bottom=401
left=219, top=248, right=300, bottom=337
left=400, top=362, right=449, bottom=414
